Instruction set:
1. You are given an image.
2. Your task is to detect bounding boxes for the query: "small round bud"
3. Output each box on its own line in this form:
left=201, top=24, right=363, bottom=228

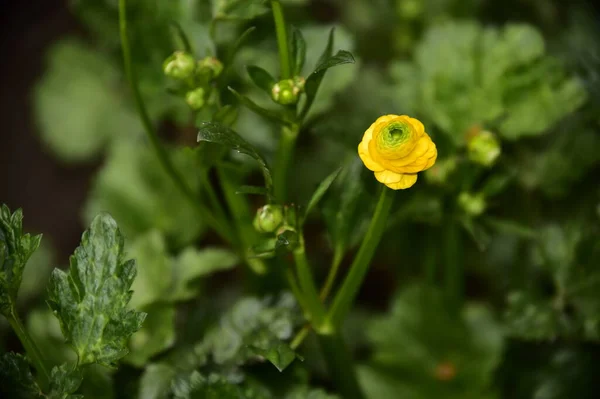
left=467, top=130, right=501, bottom=167
left=458, top=192, right=486, bottom=216
left=271, top=79, right=302, bottom=105
left=197, top=57, right=224, bottom=79
left=163, top=51, right=196, bottom=80
left=185, top=87, right=206, bottom=110
left=253, top=205, right=284, bottom=233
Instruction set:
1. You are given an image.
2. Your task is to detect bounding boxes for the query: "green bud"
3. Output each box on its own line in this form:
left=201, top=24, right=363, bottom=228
left=468, top=130, right=501, bottom=167
left=275, top=227, right=299, bottom=253
left=185, top=87, right=206, bottom=110
left=163, top=51, right=196, bottom=80
left=458, top=192, right=486, bottom=217
left=197, top=57, right=224, bottom=79
left=253, top=205, right=284, bottom=233
left=271, top=78, right=304, bottom=105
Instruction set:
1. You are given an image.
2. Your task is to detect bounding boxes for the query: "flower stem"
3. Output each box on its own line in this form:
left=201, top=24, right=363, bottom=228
left=118, top=0, right=232, bottom=244
left=326, top=186, right=395, bottom=328
left=293, top=237, right=327, bottom=328
left=316, top=332, right=366, bottom=399
left=319, top=246, right=343, bottom=301
left=271, top=0, right=291, bottom=79
left=7, top=309, right=50, bottom=388
left=274, top=124, right=299, bottom=202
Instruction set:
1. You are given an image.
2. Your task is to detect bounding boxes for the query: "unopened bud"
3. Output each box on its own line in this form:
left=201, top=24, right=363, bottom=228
left=468, top=130, right=501, bottom=167
left=253, top=204, right=284, bottom=233
left=163, top=51, right=195, bottom=80
left=458, top=192, right=486, bottom=216
left=185, top=87, right=206, bottom=110
left=197, top=56, right=224, bottom=79
left=272, top=78, right=304, bottom=105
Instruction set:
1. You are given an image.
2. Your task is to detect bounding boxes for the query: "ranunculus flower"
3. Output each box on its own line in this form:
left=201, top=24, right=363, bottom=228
left=358, top=115, right=437, bottom=189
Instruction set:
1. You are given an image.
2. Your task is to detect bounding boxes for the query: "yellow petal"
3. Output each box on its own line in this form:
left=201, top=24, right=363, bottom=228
left=374, top=171, right=418, bottom=190
left=358, top=124, right=385, bottom=172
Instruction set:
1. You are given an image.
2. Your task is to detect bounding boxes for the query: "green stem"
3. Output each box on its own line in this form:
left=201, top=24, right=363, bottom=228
left=274, top=125, right=299, bottom=202
left=118, top=0, right=232, bottom=244
left=326, top=186, right=395, bottom=328
left=293, top=237, right=327, bottom=329
left=271, top=0, right=291, bottom=79
left=316, top=332, right=366, bottom=399
left=319, top=246, right=344, bottom=301
left=7, top=310, right=50, bottom=387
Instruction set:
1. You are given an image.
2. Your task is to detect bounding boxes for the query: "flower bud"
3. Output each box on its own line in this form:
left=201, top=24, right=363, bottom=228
left=271, top=78, right=304, bottom=105
left=467, top=130, right=501, bottom=167
left=253, top=205, right=284, bottom=233
left=458, top=192, right=486, bottom=216
left=185, top=87, right=206, bottom=110
left=197, top=56, right=224, bottom=79
left=275, top=227, right=299, bottom=252
left=163, top=51, right=196, bottom=80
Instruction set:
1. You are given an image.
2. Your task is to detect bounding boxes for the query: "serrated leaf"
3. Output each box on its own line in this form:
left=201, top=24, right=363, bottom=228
left=228, top=87, right=289, bottom=125
left=0, top=204, right=42, bottom=316
left=47, top=213, right=146, bottom=367
left=247, top=65, right=276, bottom=94
left=302, top=168, right=341, bottom=224
left=198, top=122, right=274, bottom=196
left=47, top=363, right=84, bottom=399
left=0, top=352, right=43, bottom=399
left=290, top=26, right=307, bottom=76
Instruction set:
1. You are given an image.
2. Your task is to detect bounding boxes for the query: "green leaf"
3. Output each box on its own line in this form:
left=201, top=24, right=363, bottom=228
left=34, top=39, right=142, bottom=162
left=47, top=364, right=84, bottom=399
left=289, top=26, right=307, bottom=76
left=126, top=304, right=175, bottom=368
left=198, top=122, right=274, bottom=196
left=47, top=213, right=147, bottom=367
left=225, top=26, right=256, bottom=68
left=138, top=363, right=177, bottom=399
left=0, top=204, right=42, bottom=316
left=249, top=342, right=300, bottom=372
left=236, top=185, right=272, bottom=197
left=172, top=371, right=245, bottom=399
left=212, top=105, right=239, bottom=127
left=83, top=140, right=204, bottom=247
left=0, top=352, right=43, bottom=399
left=302, top=168, right=341, bottom=224
left=311, top=50, right=355, bottom=75
left=285, top=387, right=339, bottom=399
left=359, top=284, right=503, bottom=399
left=247, top=65, right=276, bottom=94
left=228, top=87, right=289, bottom=125
left=169, top=21, right=194, bottom=54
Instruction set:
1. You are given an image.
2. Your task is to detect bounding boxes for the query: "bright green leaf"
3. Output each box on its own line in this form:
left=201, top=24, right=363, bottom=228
left=47, top=213, right=146, bottom=367
left=0, top=204, right=42, bottom=316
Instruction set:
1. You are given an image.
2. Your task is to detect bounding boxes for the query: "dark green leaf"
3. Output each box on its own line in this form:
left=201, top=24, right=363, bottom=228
left=302, top=168, right=341, bottom=224
left=247, top=65, right=276, bottom=94
left=249, top=342, right=300, bottom=372
left=225, top=26, right=256, bottom=68
left=198, top=122, right=274, bottom=195
left=212, top=105, right=239, bottom=127
left=236, top=185, right=271, bottom=197
left=289, top=26, right=307, bottom=76
left=0, top=204, right=42, bottom=316
left=299, top=28, right=334, bottom=120
left=0, top=353, right=43, bottom=399
left=47, top=363, right=83, bottom=399
left=47, top=213, right=147, bottom=367
left=312, top=50, right=355, bottom=75
left=228, top=87, right=289, bottom=125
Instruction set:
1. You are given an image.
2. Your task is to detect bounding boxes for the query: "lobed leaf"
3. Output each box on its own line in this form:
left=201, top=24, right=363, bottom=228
left=0, top=352, right=43, bottom=399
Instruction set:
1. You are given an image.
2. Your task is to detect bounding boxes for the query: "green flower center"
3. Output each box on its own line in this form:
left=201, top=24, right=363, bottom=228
left=380, top=122, right=411, bottom=148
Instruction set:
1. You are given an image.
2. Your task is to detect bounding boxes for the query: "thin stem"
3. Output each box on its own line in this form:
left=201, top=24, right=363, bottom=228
left=293, top=237, right=327, bottom=329
left=271, top=0, right=291, bottom=79
left=319, top=246, right=344, bottom=301
left=326, top=186, right=395, bottom=328
left=7, top=310, right=50, bottom=387
left=290, top=323, right=311, bottom=350
left=118, top=0, right=232, bottom=244
left=316, top=332, right=366, bottom=399
left=273, top=125, right=299, bottom=202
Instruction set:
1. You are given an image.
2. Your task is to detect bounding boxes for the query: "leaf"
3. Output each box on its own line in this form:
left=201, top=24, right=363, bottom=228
left=34, top=39, right=142, bottom=162
left=249, top=342, right=300, bottom=372
left=138, top=363, right=177, bottom=399
left=47, top=364, right=84, bottom=399
left=0, top=204, right=42, bottom=316
left=126, top=304, right=176, bottom=368
left=83, top=140, right=204, bottom=247
left=169, top=20, right=194, bottom=54
left=213, top=0, right=269, bottom=21
left=311, top=50, right=355, bottom=75
left=302, top=168, right=341, bottom=224
left=212, top=105, right=239, bottom=127
left=225, top=26, right=256, bottom=68
left=247, top=65, right=276, bottom=94
left=228, top=86, right=289, bottom=125
left=359, top=284, right=503, bottom=399
left=47, top=213, right=147, bottom=367
left=0, top=352, right=43, bottom=399
left=198, top=122, right=274, bottom=196
left=236, top=185, right=271, bottom=197
left=171, top=371, right=245, bottom=399
left=289, top=26, right=307, bottom=76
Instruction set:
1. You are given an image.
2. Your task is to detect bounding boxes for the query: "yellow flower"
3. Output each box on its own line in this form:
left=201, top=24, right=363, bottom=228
left=358, top=115, right=437, bottom=189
